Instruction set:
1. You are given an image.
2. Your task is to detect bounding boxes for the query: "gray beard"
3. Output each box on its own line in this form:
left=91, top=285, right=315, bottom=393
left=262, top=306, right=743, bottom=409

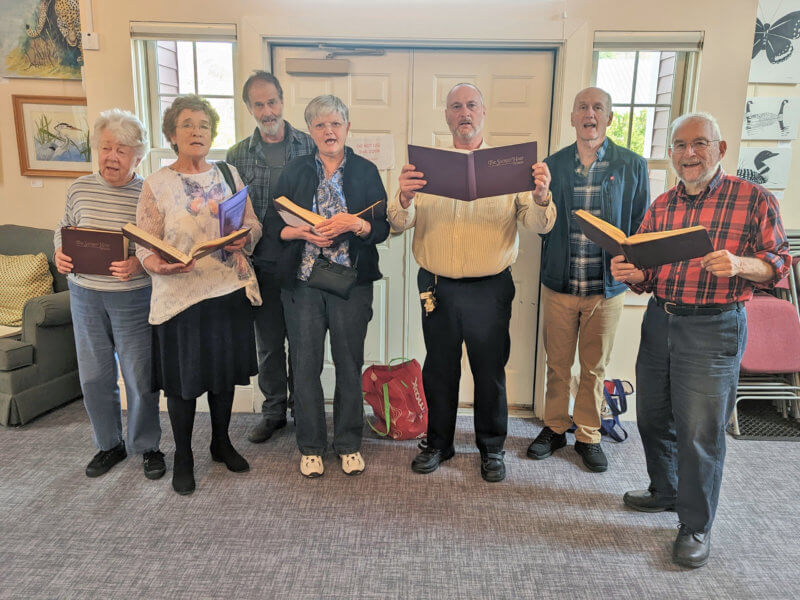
left=454, top=124, right=482, bottom=143
left=260, top=118, right=284, bottom=137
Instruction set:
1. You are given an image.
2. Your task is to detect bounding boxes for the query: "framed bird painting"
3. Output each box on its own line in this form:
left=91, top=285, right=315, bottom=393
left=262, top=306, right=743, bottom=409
left=12, top=95, right=91, bottom=177
left=749, top=0, right=800, bottom=83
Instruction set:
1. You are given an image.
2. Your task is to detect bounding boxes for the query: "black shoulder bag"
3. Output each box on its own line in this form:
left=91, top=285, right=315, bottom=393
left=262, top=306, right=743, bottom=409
left=307, top=250, right=358, bottom=299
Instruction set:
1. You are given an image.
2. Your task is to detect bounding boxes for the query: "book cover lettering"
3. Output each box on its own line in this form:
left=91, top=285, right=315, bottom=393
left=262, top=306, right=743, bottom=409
left=60, top=227, right=128, bottom=275
left=407, top=141, right=537, bottom=201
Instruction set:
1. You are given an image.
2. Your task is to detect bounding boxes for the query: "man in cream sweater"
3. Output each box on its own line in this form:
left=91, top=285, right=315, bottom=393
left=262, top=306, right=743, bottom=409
left=387, top=83, right=555, bottom=482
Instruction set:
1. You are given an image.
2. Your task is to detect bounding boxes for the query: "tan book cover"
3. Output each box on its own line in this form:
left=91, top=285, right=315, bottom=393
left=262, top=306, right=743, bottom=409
left=274, top=196, right=383, bottom=228
left=574, top=209, right=714, bottom=269
left=122, top=224, right=250, bottom=266
left=274, top=196, right=325, bottom=228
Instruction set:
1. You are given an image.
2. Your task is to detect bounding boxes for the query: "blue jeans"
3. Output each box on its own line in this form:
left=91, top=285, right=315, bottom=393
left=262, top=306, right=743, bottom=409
left=281, top=282, right=373, bottom=456
left=635, top=297, right=746, bottom=532
left=69, top=281, right=161, bottom=454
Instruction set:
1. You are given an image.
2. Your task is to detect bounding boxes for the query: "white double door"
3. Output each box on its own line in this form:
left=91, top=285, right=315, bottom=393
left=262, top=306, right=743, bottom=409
left=272, top=45, right=554, bottom=410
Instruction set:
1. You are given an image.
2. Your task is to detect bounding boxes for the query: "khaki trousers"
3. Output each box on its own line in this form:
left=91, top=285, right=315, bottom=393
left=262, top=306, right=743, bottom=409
left=541, top=287, right=625, bottom=444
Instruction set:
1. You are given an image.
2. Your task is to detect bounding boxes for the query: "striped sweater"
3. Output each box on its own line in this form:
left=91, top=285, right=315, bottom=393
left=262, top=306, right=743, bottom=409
left=54, top=172, right=150, bottom=292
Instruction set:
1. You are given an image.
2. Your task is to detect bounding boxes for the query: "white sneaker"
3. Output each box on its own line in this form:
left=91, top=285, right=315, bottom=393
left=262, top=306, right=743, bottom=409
left=340, top=452, right=365, bottom=476
left=300, top=455, right=324, bottom=478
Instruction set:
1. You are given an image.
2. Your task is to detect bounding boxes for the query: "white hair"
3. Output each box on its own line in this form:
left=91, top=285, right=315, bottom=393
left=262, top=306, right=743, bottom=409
left=90, top=108, right=149, bottom=159
left=669, top=112, right=722, bottom=143
left=304, top=95, right=349, bottom=127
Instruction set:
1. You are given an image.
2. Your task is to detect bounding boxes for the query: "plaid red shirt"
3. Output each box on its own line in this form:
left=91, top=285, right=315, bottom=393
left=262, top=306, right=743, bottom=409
left=630, top=168, right=790, bottom=304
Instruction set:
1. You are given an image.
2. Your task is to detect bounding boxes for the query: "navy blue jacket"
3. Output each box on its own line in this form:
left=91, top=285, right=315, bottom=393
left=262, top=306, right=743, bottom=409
left=541, top=139, right=650, bottom=298
left=267, top=147, right=390, bottom=288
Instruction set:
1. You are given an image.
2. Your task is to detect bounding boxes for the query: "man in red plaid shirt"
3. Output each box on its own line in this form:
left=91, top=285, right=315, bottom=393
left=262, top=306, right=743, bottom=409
left=611, top=112, right=790, bottom=569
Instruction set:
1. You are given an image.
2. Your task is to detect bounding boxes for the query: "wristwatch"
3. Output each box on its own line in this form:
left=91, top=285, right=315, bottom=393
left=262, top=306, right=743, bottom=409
left=535, top=190, right=552, bottom=207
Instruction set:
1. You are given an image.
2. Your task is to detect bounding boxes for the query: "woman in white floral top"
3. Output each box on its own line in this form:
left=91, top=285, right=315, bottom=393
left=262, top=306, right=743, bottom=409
left=136, top=95, right=262, bottom=495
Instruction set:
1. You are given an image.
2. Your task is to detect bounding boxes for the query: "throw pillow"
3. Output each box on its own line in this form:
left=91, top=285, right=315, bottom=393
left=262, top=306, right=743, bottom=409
left=0, top=253, right=54, bottom=326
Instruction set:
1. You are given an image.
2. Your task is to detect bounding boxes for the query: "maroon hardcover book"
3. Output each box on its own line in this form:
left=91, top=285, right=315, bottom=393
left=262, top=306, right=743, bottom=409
left=61, top=227, right=128, bottom=275
left=407, top=141, right=537, bottom=201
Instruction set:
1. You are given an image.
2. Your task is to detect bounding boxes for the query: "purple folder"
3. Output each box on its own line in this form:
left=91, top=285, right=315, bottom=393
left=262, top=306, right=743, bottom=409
left=218, top=185, right=248, bottom=236
left=407, top=142, right=537, bottom=201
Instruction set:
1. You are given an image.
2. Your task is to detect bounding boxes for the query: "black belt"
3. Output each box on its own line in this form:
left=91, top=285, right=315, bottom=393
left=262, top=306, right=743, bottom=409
left=654, top=297, right=744, bottom=316
left=422, top=267, right=509, bottom=283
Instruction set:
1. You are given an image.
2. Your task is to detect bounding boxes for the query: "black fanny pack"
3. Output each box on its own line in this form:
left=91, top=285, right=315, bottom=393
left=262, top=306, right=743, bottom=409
left=307, top=252, right=358, bottom=299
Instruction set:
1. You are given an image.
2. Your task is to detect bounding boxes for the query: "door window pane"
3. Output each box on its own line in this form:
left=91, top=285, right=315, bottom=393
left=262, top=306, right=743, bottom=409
left=608, top=106, right=630, bottom=148
left=207, top=97, right=236, bottom=149
left=633, top=52, right=661, bottom=104
left=596, top=51, right=636, bottom=105
left=631, top=106, right=650, bottom=157
left=146, top=40, right=236, bottom=156
left=196, top=42, right=234, bottom=96
left=593, top=49, right=689, bottom=190
left=177, top=41, right=195, bottom=94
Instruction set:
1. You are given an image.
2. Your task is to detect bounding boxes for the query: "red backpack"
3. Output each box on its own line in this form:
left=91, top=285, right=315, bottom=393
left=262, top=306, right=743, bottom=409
left=362, top=359, right=428, bottom=440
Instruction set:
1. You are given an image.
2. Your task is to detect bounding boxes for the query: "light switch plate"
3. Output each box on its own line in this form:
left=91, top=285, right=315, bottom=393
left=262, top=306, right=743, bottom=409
left=82, top=32, right=99, bottom=50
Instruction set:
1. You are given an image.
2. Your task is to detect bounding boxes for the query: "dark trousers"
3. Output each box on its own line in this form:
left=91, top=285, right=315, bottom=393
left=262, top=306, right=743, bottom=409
left=254, top=268, right=292, bottom=420
left=636, top=298, right=747, bottom=533
left=418, top=267, right=515, bottom=454
left=281, top=282, right=373, bottom=455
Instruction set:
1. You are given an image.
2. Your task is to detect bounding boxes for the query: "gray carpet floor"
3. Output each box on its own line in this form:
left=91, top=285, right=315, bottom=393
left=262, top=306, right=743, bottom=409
left=1, top=401, right=799, bottom=600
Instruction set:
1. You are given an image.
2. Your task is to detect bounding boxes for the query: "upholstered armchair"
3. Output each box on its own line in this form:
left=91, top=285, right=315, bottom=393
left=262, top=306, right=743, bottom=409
left=0, top=224, right=81, bottom=425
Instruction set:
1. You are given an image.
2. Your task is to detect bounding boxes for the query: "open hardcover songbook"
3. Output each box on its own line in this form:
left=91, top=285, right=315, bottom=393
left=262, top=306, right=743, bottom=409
left=121, top=224, right=250, bottom=266
left=274, top=196, right=384, bottom=230
left=574, top=209, right=714, bottom=269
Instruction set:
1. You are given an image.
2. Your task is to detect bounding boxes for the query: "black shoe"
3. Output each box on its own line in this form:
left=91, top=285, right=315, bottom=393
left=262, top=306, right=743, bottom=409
left=480, top=451, right=506, bottom=482
left=411, top=446, right=455, bottom=474
left=574, top=440, right=608, bottom=472
left=247, top=416, right=287, bottom=443
left=526, top=427, right=567, bottom=459
left=210, top=439, right=250, bottom=473
left=142, top=450, right=166, bottom=480
left=673, top=524, right=711, bottom=568
left=172, top=452, right=195, bottom=496
left=623, top=489, right=676, bottom=513
left=85, top=441, right=127, bottom=477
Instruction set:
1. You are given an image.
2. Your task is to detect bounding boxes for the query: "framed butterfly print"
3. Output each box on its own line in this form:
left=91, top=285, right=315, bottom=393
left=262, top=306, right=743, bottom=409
left=749, top=0, right=800, bottom=83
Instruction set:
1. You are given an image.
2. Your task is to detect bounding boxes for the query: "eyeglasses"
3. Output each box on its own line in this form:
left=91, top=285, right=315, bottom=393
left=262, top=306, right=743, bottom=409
left=670, top=139, right=720, bottom=153
left=311, top=121, right=346, bottom=132
left=177, top=122, right=211, bottom=132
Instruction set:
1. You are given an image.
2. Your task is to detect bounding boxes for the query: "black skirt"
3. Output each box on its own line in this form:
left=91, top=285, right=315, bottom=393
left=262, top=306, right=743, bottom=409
left=152, top=288, right=257, bottom=399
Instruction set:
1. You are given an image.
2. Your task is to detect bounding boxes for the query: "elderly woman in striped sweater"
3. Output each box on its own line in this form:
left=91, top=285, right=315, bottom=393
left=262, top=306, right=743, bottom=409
left=54, top=109, right=165, bottom=482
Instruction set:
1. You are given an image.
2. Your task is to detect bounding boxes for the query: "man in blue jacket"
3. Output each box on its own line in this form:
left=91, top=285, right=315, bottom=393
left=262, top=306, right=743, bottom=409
left=527, top=87, right=649, bottom=472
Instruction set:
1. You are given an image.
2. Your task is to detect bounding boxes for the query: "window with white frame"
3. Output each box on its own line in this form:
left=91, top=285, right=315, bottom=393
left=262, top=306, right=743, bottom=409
left=131, top=23, right=237, bottom=174
left=591, top=32, right=702, bottom=195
